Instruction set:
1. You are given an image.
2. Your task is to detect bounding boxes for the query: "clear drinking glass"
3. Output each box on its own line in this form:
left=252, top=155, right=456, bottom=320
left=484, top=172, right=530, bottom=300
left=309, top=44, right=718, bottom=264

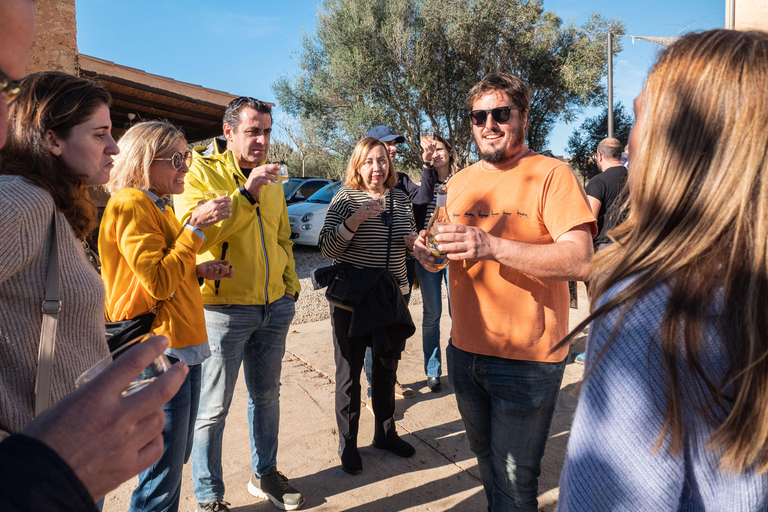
left=75, top=334, right=171, bottom=397
left=203, top=189, right=228, bottom=201
left=421, top=129, right=435, bottom=141
left=272, top=164, right=289, bottom=184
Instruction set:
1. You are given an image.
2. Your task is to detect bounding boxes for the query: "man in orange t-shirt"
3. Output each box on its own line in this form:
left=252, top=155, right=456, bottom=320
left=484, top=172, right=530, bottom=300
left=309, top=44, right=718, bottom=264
left=414, top=72, right=596, bottom=511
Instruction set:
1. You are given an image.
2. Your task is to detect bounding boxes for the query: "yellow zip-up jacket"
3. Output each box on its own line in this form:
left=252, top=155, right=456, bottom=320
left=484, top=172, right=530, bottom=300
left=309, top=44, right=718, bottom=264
left=174, top=140, right=300, bottom=305
left=99, top=188, right=207, bottom=349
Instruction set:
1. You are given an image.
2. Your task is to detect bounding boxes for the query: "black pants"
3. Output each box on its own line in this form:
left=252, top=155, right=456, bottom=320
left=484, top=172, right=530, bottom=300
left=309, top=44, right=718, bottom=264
left=331, top=304, right=397, bottom=448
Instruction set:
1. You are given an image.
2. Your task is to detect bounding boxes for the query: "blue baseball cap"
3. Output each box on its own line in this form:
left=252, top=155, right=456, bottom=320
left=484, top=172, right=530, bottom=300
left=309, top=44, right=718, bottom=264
left=366, top=125, right=405, bottom=144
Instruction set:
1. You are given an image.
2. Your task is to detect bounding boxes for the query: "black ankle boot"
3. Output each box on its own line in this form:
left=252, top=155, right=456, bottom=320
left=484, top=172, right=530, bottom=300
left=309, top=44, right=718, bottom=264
left=372, top=422, right=415, bottom=458
left=338, top=441, right=362, bottom=474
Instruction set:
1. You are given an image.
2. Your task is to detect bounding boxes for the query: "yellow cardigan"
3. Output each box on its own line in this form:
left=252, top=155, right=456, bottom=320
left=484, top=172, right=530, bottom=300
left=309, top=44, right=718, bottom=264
left=99, top=188, right=206, bottom=349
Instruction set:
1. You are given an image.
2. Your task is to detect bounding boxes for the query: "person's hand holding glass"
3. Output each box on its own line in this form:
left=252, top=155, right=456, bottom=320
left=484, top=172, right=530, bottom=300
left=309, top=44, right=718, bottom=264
left=420, top=130, right=437, bottom=165
left=189, top=193, right=231, bottom=229
left=76, top=334, right=172, bottom=397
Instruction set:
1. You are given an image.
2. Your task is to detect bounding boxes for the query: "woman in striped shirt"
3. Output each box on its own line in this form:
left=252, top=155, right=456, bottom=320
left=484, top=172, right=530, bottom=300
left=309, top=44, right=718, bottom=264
left=320, top=137, right=417, bottom=475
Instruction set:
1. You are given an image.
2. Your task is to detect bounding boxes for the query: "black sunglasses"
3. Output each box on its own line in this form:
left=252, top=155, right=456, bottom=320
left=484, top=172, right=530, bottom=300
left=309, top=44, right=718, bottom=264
left=468, top=106, right=521, bottom=126
left=154, top=151, right=193, bottom=170
left=380, top=210, right=392, bottom=226
left=0, top=67, right=22, bottom=106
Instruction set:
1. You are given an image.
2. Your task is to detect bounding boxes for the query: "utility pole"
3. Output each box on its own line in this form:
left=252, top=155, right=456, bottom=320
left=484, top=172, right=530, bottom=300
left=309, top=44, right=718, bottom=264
left=607, top=32, right=614, bottom=138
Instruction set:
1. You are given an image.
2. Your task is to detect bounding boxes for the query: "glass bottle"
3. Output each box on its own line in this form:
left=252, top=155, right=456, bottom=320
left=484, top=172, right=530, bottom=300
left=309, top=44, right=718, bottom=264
left=425, top=185, right=449, bottom=270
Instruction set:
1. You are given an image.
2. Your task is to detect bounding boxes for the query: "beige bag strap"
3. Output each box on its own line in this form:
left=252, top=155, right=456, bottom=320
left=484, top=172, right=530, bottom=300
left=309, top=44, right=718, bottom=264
left=35, top=212, right=60, bottom=417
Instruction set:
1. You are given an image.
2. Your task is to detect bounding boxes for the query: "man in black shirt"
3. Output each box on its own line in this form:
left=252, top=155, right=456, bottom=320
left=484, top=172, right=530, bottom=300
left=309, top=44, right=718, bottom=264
left=586, top=137, right=628, bottom=252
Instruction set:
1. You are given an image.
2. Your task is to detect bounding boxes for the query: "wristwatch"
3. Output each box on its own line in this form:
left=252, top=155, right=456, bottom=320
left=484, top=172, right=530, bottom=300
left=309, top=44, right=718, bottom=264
left=422, top=159, right=434, bottom=168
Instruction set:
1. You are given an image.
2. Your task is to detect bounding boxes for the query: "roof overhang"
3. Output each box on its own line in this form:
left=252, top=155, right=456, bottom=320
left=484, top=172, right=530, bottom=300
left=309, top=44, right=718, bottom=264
left=78, top=54, right=269, bottom=142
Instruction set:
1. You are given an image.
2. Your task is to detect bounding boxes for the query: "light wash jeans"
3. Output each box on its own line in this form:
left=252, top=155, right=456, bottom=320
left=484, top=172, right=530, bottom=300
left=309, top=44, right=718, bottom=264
left=447, top=343, right=566, bottom=512
left=191, top=296, right=295, bottom=504
left=414, top=260, right=450, bottom=378
left=130, top=359, right=201, bottom=512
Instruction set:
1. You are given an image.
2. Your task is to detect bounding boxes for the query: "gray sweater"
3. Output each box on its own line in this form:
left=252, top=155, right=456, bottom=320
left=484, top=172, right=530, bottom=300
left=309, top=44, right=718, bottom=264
left=559, top=279, right=768, bottom=511
left=0, top=176, right=108, bottom=437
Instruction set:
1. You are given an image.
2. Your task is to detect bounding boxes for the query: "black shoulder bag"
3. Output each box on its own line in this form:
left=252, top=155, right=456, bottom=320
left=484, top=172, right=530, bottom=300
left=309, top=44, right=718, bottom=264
left=322, top=193, right=393, bottom=311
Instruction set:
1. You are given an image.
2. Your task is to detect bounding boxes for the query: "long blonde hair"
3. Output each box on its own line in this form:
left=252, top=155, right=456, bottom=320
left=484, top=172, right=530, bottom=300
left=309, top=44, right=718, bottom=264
left=107, top=121, right=186, bottom=194
left=558, top=29, right=768, bottom=474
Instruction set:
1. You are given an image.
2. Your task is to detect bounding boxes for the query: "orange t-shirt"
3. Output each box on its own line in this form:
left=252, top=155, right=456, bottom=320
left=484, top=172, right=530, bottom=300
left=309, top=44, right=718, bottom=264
left=447, top=150, right=596, bottom=362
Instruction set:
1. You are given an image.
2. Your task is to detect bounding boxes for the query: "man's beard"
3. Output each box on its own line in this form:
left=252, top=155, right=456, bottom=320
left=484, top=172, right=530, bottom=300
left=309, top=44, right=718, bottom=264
left=475, top=127, right=525, bottom=163
left=478, top=146, right=508, bottom=163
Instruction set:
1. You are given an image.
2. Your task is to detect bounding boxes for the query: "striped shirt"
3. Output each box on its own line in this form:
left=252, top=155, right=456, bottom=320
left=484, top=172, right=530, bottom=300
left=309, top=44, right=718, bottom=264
left=320, top=186, right=416, bottom=294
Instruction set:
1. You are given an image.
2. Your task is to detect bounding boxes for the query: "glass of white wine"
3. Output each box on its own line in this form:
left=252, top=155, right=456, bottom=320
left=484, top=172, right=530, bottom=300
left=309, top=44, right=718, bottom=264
left=203, top=189, right=228, bottom=201
left=272, top=164, right=289, bottom=184
left=75, top=334, right=171, bottom=397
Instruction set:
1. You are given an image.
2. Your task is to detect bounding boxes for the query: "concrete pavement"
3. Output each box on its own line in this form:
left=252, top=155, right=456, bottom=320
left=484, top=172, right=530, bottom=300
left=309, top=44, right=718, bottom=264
left=104, top=284, right=590, bottom=512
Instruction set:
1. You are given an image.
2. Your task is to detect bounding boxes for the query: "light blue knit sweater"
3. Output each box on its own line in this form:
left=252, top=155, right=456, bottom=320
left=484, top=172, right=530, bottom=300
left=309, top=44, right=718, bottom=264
left=559, top=280, right=768, bottom=511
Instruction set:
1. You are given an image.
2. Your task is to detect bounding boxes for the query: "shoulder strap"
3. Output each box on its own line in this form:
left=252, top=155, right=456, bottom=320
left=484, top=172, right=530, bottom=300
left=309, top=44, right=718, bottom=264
left=385, top=192, right=393, bottom=269
left=35, top=212, right=60, bottom=417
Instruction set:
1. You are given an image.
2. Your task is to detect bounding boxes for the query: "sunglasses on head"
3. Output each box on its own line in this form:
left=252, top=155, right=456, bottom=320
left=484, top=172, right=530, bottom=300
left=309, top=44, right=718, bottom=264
left=468, top=106, right=521, bottom=126
left=154, top=151, right=193, bottom=170
left=0, top=67, right=22, bottom=106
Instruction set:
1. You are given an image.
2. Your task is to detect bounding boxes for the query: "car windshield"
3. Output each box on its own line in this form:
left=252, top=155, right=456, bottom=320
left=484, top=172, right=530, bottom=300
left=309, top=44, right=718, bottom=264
left=306, top=182, right=341, bottom=204
left=283, top=178, right=303, bottom=196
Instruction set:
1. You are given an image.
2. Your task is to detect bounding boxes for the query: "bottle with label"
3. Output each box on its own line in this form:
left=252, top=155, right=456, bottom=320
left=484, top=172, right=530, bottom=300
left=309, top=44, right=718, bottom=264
left=425, top=185, right=450, bottom=270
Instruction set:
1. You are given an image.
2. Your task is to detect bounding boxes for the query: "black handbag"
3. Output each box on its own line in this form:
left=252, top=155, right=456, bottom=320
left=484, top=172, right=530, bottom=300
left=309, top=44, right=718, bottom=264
left=321, top=193, right=394, bottom=311
left=325, top=264, right=385, bottom=311
left=105, top=311, right=158, bottom=354
left=105, top=289, right=175, bottom=354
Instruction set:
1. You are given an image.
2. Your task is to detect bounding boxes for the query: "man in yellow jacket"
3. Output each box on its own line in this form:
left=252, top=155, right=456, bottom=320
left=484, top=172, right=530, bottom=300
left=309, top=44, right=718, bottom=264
left=175, top=97, right=303, bottom=512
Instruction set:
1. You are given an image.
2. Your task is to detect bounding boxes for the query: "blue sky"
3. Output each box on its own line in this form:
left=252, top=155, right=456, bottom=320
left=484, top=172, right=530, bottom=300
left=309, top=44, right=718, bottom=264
left=76, top=0, right=724, bottom=156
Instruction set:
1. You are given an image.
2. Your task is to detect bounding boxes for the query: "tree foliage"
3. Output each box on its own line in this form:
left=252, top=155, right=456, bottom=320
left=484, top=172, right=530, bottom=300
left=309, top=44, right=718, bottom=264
left=272, top=0, right=624, bottom=168
left=566, top=101, right=632, bottom=182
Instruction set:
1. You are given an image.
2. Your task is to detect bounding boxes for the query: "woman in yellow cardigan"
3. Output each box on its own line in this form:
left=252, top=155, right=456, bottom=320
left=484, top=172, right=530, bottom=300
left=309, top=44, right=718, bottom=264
left=99, top=120, right=233, bottom=512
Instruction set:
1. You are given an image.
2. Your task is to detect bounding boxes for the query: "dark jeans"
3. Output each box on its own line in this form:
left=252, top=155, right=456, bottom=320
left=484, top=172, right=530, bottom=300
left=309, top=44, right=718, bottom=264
left=448, top=343, right=566, bottom=512
left=331, top=304, right=397, bottom=448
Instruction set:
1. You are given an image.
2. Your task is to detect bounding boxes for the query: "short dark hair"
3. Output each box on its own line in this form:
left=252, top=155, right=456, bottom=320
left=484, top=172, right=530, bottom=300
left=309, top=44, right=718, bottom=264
left=597, top=138, right=623, bottom=160
left=465, top=72, right=530, bottom=114
left=223, top=97, right=272, bottom=132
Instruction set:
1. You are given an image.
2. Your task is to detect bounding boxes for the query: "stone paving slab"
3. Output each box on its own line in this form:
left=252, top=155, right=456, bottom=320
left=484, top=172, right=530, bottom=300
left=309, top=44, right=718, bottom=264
left=104, top=284, right=590, bottom=512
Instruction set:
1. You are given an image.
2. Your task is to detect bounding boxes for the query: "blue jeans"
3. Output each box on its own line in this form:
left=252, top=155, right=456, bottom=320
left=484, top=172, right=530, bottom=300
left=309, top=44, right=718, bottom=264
left=414, top=260, right=449, bottom=378
left=191, top=297, right=295, bottom=503
left=447, top=343, right=566, bottom=512
left=130, top=359, right=201, bottom=512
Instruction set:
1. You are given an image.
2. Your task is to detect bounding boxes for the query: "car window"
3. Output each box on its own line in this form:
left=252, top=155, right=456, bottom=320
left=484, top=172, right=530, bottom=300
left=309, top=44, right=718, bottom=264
left=296, top=180, right=327, bottom=199
left=283, top=178, right=303, bottom=196
left=307, top=182, right=341, bottom=204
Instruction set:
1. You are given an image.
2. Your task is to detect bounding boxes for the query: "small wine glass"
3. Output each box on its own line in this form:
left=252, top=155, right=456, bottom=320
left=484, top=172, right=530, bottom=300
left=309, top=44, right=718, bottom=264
left=75, top=334, right=171, bottom=397
left=203, top=189, right=228, bottom=201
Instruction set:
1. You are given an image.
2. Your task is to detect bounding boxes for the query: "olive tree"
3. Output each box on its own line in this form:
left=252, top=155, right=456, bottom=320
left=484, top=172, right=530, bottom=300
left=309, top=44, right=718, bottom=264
left=567, top=101, right=633, bottom=182
left=273, top=0, right=624, bottom=168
